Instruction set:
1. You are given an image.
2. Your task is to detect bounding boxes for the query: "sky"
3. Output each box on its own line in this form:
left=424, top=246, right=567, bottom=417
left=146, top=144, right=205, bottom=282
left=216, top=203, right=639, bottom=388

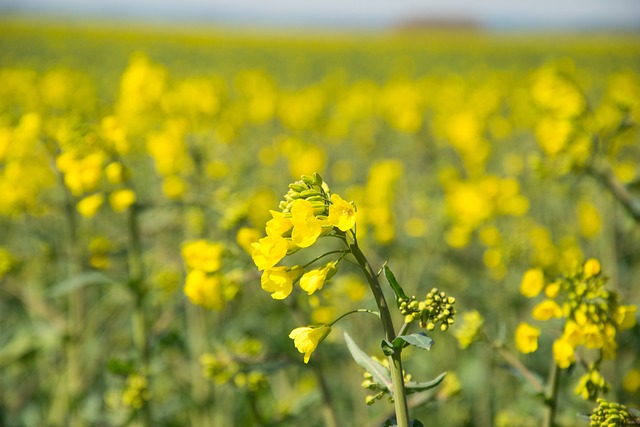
left=3, top=0, right=640, bottom=30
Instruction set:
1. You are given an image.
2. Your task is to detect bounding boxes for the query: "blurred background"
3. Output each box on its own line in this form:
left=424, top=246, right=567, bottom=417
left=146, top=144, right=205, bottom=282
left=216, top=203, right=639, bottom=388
left=0, top=1, right=639, bottom=427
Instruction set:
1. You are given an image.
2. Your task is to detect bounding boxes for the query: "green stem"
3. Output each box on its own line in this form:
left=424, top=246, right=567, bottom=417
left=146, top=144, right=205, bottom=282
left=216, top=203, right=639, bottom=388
left=313, top=364, right=339, bottom=427
left=542, top=361, right=560, bottom=427
left=329, top=308, right=380, bottom=327
left=349, top=241, right=410, bottom=427
left=127, top=204, right=152, bottom=426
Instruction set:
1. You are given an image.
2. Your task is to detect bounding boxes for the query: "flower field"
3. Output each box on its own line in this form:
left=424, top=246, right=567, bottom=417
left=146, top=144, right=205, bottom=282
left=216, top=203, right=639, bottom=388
left=1, top=19, right=639, bottom=426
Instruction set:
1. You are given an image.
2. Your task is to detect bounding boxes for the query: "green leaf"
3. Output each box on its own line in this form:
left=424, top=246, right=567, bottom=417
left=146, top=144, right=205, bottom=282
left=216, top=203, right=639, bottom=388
left=405, top=372, right=447, bottom=395
left=383, top=264, right=409, bottom=307
left=344, top=331, right=392, bottom=392
left=381, top=339, right=395, bottom=356
left=394, top=332, right=434, bottom=351
left=49, top=271, right=116, bottom=297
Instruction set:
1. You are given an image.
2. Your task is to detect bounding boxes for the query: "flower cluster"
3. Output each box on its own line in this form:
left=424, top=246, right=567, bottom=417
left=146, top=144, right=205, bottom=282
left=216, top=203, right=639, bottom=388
left=589, top=399, right=639, bottom=427
left=453, top=310, right=485, bottom=349
left=121, top=373, right=151, bottom=409
left=360, top=356, right=412, bottom=405
left=251, top=174, right=357, bottom=362
left=399, top=288, right=457, bottom=332
left=200, top=338, right=267, bottom=391
left=181, top=239, right=236, bottom=310
left=516, top=258, right=637, bottom=401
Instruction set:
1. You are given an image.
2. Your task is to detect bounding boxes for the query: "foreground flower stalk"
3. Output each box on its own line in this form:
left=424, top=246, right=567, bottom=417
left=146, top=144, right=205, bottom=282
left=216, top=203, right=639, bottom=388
left=251, top=173, right=454, bottom=427
left=349, top=240, right=411, bottom=427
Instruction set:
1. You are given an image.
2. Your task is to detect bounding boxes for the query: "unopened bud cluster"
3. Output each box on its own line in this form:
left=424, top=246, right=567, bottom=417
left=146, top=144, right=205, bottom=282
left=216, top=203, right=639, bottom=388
left=590, top=399, right=636, bottom=427
left=421, top=288, right=457, bottom=331
left=361, top=357, right=411, bottom=405
left=278, top=173, right=330, bottom=216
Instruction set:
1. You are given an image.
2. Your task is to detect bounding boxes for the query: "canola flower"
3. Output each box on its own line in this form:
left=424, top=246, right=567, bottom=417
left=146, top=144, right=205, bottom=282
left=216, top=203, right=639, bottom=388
left=250, top=173, right=456, bottom=427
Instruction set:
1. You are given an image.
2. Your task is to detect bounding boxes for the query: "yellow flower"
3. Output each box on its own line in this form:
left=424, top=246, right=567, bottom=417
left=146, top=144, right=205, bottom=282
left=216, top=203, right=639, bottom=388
left=76, top=193, right=104, bottom=218
left=300, top=262, right=337, bottom=295
left=105, top=161, right=125, bottom=184
left=582, top=322, right=604, bottom=349
left=289, top=325, right=331, bottom=363
left=236, top=227, right=262, bottom=254
left=622, top=368, right=640, bottom=394
left=109, top=188, right=136, bottom=213
left=251, top=235, right=289, bottom=270
left=261, top=266, right=303, bottom=300
left=265, top=210, right=293, bottom=237
left=290, top=199, right=322, bottom=248
left=520, top=268, right=544, bottom=298
left=182, top=240, right=224, bottom=273
left=583, top=258, right=601, bottom=278
left=553, top=337, right=575, bottom=368
left=184, top=270, right=224, bottom=310
left=453, top=310, right=485, bottom=349
left=544, top=281, right=561, bottom=298
left=614, top=305, right=637, bottom=330
left=531, top=299, right=563, bottom=321
left=515, top=322, right=540, bottom=354
left=328, top=193, right=356, bottom=231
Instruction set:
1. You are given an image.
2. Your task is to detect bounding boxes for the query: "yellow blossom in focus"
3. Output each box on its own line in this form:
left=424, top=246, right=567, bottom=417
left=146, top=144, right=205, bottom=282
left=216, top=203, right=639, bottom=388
left=251, top=235, right=288, bottom=271
left=300, top=262, right=337, bottom=295
left=76, top=193, right=104, bottom=218
left=515, top=322, right=540, bottom=354
left=265, top=211, right=292, bottom=237
left=290, top=199, right=322, bottom=248
left=553, top=337, right=576, bottom=368
left=531, top=299, right=563, bottom=321
left=184, top=270, right=224, bottom=310
left=109, top=188, right=136, bottom=213
left=328, top=193, right=356, bottom=232
left=289, top=325, right=331, bottom=364
left=260, top=266, right=303, bottom=300
left=520, top=268, right=544, bottom=298
left=182, top=240, right=224, bottom=273
left=583, top=258, right=601, bottom=278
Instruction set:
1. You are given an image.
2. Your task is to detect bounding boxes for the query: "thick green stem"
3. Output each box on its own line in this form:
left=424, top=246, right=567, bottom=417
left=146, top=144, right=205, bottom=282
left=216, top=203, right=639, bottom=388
left=542, top=361, right=560, bottom=427
left=349, top=242, right=410, bottom=427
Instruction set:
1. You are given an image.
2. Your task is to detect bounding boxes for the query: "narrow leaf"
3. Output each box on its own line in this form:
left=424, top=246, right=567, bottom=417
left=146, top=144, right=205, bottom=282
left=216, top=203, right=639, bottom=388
left=381, top=339, right=395, bottom=356
left=344, top=331, right=392, bottom=391
left=383, top=264, right=409, bottom=306
left=394, top=332, right=434, bottom=351
left=49, top=271, right=116, bottom=297
left=405, top=372, right=447, bottom=394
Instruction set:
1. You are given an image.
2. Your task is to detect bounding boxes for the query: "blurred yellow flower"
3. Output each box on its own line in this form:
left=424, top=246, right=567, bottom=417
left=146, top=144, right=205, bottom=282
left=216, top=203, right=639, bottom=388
left=184, top=270, right=224, bottom=310
left=553, top=337, right=575, bottom=368
left=182, top=240, right=224, bottom=273
left=520, top=268, right=544, bottom=298
left=544, top=281, right=561, bottom=298
left=289, top=325, right=331, bottom=364
left=614, top=305, right=637, bottom=330
left=531, top=299, right=563, bottom=321
left=583, top=258, right=601, bottom=278
left=260, top=265, right=303, bottom=300
left=515, top=322, right=540, bottom=354
left=328, top=193, right=356, bottom=232
left=577, top=201, right=601, bottom=239
left=300, top=262, right=337, bottom=295
left=453, top=310, right=485, bottom=349
left=622, top=368, right=640, bottom=394
left=109, top=188, right=136, bottom=213
left=251, top=235, right=288, bottom=271
left=236, top=227, right=262, bottom=254
left=76, top=193, right=104, bottom=218
left=105, top=161, right=125, bottom=184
